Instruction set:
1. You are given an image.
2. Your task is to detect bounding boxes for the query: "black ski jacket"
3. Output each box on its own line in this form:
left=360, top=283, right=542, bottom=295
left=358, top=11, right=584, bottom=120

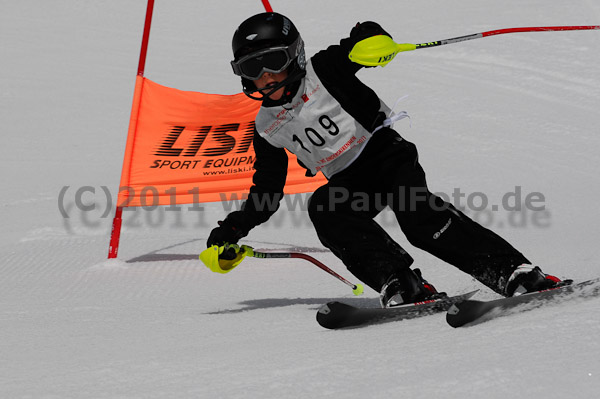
left=223, top=22, right=392, bottom=235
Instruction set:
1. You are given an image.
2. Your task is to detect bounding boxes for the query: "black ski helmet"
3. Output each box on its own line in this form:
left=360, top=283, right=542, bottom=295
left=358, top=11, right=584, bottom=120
left=231, top=12, right=306, bottom=102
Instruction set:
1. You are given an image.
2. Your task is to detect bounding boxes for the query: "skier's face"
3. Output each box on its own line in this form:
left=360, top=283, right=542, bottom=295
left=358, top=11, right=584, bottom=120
left=253, top=70, right=289, bottom=101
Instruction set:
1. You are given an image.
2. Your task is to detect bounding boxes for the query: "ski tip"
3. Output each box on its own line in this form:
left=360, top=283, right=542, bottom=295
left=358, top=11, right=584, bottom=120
left=443, top=290, right=480, bottom=328
left=317, top=302, right=333, bottom=316
left=446, top=299, right=488, bottom=328
left=464, top=289, right=480, bottom=299
left=446, top=302, right=469, bottom=328
left=447, top=303, right=460, bottom=316
left=316, top=301, right=358, bottom=330
left=317, top=301, right=356, bottom=314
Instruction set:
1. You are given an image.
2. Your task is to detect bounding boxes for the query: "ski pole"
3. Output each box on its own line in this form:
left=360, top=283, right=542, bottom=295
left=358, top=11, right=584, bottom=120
left=413, top=25, right=600, bottom=49
left=249, top=248, right=364, bottom=295
left=200, top=244, right=364, bottom=295
left=350, top=25, right=600, bottom=66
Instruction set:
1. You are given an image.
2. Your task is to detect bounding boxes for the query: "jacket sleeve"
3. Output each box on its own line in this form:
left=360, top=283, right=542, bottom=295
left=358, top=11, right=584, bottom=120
left=311, top=21, right=391, bottom=133
left=223, top=128, right=288, bottom=234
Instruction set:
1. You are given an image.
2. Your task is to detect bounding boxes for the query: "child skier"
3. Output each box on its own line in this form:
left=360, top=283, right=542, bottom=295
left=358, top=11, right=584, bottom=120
left=206, top=12, right=568, bottom=307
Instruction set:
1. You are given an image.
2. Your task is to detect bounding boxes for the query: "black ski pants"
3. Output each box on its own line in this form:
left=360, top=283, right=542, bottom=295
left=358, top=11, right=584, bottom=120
left=307, top=128, right=529, bottom=295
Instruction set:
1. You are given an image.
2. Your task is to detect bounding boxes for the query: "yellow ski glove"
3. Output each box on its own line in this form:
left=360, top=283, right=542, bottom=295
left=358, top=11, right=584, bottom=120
left=349, top=35, right=416, bottom=67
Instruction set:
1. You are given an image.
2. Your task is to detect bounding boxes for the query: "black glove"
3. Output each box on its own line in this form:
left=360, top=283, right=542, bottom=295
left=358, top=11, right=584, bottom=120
left=349, top=21, right=392, bottom=42
left=206, top=218, right=246, bottom=248
left=341, top=21, right=393, bottom=61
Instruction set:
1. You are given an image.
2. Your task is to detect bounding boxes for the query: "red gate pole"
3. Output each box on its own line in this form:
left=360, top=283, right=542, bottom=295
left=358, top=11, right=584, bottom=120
left=136, top=0, right=155, bottom=76
left=261, top=0, right=273, bottom=12
left=108, top=0, right=155, bottom=259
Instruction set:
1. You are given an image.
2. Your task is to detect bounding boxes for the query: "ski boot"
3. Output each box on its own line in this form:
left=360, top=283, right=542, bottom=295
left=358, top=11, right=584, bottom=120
left=504, top=265, right=572, bottom=297
left=380, top=268, right=445, bottom=308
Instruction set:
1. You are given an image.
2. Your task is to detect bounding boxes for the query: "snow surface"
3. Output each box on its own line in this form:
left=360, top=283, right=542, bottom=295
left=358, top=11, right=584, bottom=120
left=2, top=0, right=600, bottom=397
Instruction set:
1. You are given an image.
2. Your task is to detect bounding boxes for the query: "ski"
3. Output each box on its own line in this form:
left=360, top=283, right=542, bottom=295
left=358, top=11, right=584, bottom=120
left=446, top=277, right=600, bottom=328
left=316, top=290, right=479, bottom=329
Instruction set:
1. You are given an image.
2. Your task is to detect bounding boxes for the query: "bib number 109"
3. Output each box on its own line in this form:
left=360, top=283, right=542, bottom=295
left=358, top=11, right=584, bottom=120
left=292, top=115, right=339, bottom=153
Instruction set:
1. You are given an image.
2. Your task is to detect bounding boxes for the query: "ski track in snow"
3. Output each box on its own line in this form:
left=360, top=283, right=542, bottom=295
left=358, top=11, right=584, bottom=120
left=2, top=1, right=600, bottom=398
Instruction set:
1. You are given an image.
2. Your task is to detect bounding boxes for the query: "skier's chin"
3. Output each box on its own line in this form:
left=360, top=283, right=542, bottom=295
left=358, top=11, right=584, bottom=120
left=260, top=82, right=285, bottom=101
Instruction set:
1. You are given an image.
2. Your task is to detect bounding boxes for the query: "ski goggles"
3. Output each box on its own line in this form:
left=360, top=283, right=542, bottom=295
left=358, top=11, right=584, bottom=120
left=231, top=37, right=303, bottom=80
